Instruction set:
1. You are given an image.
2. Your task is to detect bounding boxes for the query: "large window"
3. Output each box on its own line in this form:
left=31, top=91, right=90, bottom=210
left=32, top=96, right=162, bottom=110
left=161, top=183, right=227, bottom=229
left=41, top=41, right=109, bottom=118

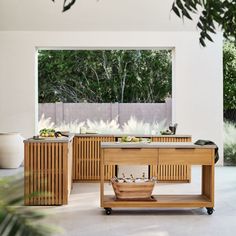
left=38, top=49, right=172, bottom=134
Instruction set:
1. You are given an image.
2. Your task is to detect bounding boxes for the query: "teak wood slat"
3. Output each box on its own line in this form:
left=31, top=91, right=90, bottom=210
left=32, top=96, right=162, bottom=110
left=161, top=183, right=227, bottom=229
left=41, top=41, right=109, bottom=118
left=24, top=140, right=73, bottom=205
left=150, top=136, right=192, bottom=182
left=73, top=136, right=115, bottom=181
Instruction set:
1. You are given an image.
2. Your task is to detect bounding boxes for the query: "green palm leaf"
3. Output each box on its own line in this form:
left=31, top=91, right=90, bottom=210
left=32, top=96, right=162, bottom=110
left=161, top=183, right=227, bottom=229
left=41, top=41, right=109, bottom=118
left=0, top=175, right=60, bottom=236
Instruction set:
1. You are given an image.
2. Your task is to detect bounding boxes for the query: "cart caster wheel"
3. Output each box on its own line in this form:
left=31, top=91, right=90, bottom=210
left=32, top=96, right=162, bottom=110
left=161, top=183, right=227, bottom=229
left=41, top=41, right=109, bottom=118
left=206, top=207, right=214, bottom=215
left=104, top=208, right=112, bottom=215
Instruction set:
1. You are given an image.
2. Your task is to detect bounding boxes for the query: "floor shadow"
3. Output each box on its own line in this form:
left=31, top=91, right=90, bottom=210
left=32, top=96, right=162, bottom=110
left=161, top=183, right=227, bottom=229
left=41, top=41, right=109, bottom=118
left=102, top=208, right=207, bottom=216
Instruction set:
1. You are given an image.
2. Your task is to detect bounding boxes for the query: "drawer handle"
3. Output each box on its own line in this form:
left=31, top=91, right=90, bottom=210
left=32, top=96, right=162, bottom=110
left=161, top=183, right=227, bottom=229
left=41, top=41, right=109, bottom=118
left=175, top=148, right=195, bottom=150
left=121, top=148, right=142, bottom=150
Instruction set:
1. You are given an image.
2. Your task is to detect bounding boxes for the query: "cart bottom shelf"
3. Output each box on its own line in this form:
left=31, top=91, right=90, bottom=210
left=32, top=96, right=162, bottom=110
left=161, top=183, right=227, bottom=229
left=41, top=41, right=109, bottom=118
left=102, top=194, right=213, bottom=208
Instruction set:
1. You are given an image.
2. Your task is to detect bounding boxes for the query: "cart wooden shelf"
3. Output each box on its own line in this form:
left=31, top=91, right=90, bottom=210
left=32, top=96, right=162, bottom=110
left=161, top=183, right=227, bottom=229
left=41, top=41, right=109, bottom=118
left=100, top=142, right=215, bottom=215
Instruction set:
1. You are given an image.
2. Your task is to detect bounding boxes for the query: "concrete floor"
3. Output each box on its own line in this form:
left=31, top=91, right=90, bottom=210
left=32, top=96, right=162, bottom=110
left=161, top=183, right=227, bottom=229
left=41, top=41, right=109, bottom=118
left=1, top=166, right=236, bottom=236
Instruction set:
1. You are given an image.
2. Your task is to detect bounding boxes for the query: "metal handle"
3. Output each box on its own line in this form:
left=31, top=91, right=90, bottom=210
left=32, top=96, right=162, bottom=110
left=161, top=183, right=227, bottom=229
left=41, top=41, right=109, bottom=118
left=121, top=148, right=142, bottom=150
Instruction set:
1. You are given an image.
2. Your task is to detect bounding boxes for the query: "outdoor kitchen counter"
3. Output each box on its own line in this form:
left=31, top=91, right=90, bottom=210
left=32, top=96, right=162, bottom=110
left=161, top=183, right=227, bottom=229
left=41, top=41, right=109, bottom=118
left=72, top=134, right=193, bottom=182
left=24, top=134, right=74, bottom=143
left=101, top=142, right=216, bottom=149
left=24, top=134, right=73, bottom=206
left=74, top=134, right=191, bottom=138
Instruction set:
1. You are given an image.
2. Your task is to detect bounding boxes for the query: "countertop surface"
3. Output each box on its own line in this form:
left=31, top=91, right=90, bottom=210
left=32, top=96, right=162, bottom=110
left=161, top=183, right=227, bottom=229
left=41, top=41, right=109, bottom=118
left=100, top=142, right=216, bottom=149
left=24, top=134, right=191, bottom=143
left=74, top=134, right=191, bottom=138
left=24, top=134, right=74, bottom=143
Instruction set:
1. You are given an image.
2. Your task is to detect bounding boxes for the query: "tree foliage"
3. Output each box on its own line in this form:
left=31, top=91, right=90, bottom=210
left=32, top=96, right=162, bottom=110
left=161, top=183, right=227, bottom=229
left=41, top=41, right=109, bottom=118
left=52, top=0, right=76, bottom=12
left=224, top=41, right=236, bottom=110
left=172, top=0, right=236, bottom=46
left=38, top=50, right=172, bottom=103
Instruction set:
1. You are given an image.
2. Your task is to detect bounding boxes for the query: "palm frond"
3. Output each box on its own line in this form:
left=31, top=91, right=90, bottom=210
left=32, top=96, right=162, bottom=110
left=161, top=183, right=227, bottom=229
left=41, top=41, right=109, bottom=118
left=0, top=175, right=60, bottom=236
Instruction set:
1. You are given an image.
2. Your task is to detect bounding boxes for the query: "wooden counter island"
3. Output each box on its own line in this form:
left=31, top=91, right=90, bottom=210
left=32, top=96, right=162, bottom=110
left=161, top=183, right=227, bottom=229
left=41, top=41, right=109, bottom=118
left=100, top=142, right=216, bottom=215
left=24, top=135, right=74, bottom=205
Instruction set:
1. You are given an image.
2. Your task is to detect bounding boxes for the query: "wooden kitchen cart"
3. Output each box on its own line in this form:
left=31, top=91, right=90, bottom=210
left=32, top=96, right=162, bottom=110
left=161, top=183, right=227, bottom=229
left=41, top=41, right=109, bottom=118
left=24, top=135, right=73, bottom=205
left=100, top=142, right=215, bottom=215
left=73, top=134, right=192, bottom=182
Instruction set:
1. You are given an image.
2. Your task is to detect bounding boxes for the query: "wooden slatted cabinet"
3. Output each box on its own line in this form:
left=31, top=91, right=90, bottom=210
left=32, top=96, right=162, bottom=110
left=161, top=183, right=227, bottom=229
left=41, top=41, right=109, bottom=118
left=73, top=136, right=115, bottom=181
left=151, top=136, right=192, bottom=182
left=24, top=137, right=73, bottom=205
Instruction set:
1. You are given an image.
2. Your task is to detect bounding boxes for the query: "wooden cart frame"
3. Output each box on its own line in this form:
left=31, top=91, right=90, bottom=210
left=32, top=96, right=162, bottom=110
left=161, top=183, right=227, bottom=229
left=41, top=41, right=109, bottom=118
left=100, top=144, right=215, bottom=215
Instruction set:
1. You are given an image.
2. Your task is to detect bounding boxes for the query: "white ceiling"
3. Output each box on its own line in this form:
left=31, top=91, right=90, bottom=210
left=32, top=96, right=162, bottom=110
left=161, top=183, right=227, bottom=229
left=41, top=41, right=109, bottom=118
left=0, top=0, right=199, bottom=31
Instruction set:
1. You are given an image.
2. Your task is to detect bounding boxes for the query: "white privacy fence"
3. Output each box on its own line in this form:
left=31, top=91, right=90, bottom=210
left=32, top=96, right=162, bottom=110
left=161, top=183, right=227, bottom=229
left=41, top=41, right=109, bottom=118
left=39, top=99, right=172, bottom=127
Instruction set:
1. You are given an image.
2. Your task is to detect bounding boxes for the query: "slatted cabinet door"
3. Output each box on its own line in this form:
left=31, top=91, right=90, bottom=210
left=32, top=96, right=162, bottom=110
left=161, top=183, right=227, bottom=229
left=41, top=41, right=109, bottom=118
left=24, top=141, right=72, bottom=205
left=151, top=136, right=192, bottom=182
left=73, top=136, right=115, bottom=181
left=152, top=137, right=191, bottom=143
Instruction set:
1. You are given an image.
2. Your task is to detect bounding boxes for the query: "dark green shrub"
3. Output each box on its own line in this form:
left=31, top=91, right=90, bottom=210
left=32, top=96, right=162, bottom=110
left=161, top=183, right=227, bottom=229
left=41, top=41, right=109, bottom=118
left=38, top=50, right=172, bottom=103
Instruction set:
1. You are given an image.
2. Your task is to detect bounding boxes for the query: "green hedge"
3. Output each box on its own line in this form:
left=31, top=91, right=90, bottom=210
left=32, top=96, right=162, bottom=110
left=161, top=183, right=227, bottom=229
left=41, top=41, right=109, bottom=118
left=38, top=50, right=172, bottom=103
left=224, top=41, right=236, bottom=111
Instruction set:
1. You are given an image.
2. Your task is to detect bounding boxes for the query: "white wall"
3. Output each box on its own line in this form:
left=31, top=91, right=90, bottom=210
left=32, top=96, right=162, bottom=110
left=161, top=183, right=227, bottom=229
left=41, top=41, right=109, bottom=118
left=0, top=31, right=223, bottom=164
left=0, top=0, right=199, bottom=31
left=0, top=0, right=223, bottom=164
